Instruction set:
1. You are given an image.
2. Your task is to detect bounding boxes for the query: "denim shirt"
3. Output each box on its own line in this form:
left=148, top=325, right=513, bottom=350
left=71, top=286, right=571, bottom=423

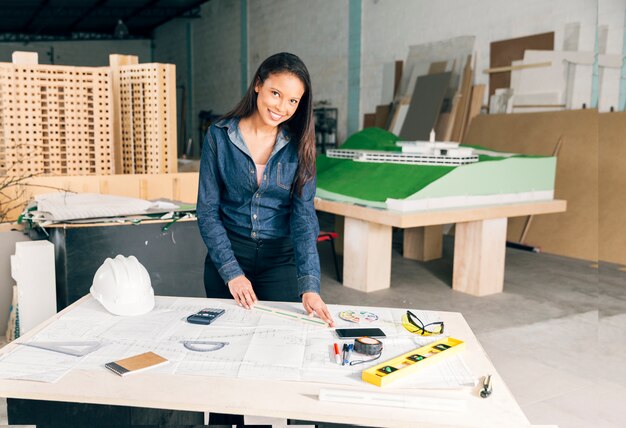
left=197, top=117, right=320, bottom=296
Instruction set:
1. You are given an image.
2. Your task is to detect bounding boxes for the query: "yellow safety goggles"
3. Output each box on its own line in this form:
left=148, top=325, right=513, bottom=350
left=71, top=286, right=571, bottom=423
left=401, top=310, right=444, bottom=336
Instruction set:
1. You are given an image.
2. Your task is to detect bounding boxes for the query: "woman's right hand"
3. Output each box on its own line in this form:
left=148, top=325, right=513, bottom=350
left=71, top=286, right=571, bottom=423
left=227, top=275, right=258, bottom=309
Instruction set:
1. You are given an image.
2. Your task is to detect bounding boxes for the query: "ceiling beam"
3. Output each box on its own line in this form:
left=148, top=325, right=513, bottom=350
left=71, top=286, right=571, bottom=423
left=151, top=0, right=207, bottom=29
left=66, top=0, right=109, bottom=32
left=124, top=0, right=162, bottom=24
left=20, top=0, right=51, bottom=33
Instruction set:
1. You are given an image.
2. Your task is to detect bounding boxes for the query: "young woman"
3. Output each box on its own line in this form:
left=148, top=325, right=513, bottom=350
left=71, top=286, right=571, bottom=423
left=197, top=52, right=334, bottom=327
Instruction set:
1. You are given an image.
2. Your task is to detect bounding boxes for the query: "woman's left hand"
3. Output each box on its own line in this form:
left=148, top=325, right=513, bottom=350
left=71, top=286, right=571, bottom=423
left=302, top=292, right=335, bottom=327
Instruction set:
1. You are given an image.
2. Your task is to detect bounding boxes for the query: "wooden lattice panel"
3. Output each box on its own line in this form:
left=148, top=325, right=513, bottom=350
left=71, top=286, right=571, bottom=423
left=0, top=62, right=113, bottom=176
left=114, top=63, right=177, bottom=174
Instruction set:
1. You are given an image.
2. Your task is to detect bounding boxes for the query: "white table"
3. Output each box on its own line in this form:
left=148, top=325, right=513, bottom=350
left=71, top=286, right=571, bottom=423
left=0, top=295, right=532, bottom=428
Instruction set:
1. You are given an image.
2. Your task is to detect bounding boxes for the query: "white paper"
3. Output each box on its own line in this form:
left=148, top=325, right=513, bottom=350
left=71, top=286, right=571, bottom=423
left=32, top=192, right=179, bottom=221
left=0, top=345, right=83, bottom=383
left=0, top=297, right=476, bottom=388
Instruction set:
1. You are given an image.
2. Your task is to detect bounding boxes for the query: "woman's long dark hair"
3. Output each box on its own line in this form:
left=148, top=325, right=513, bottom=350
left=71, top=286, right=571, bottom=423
left=223, top=52, right=315, bottom=197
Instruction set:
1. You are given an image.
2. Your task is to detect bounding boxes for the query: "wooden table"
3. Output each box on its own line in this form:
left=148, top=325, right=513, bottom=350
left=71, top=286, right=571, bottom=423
left=315, top=198, right=567, bottom=296
left=0, top=295, right=532, bottom=428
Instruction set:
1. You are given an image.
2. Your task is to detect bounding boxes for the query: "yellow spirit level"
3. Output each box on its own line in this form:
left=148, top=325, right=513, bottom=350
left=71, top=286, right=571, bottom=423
left=362, top=337, right=465, bottom=387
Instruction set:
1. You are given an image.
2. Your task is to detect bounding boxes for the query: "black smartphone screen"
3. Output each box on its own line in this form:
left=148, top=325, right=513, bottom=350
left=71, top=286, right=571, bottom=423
left=335, top=328, right=386, bottom=338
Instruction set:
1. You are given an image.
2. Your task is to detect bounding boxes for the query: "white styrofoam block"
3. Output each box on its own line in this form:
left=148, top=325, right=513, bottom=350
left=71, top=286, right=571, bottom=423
left=11, top=241, right=57, bottom=334
left=489, top=88, right=513, bottom=114
left=513, top=92, right=563, bottom=106
left=510, top=59, right=524, bottom=94
left=517, top=51, right=568, bottom=98
left=515, top=50, right=598, bottom=109
left=12, top=51, right=38, bottom=65
left=386, top=190, right=555, bottom=212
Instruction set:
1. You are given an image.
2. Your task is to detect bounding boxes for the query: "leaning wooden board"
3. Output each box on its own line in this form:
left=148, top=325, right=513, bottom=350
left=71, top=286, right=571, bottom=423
left=464, top=109, right=597, bottom=262
left=599, top=112, right=626, bottom=265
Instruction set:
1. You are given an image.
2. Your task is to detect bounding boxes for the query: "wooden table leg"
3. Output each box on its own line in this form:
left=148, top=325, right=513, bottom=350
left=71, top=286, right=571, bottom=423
left=403, top=225, right=443, bottom=261
left=453, top=218, right=507, bottom=296
left=343, top=217, right=392, bottom=292
left=334, top=215, right=344, bottom=255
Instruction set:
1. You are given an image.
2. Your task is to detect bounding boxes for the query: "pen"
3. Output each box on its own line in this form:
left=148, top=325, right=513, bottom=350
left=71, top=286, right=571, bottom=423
left=342, top=343, right=348, bottom=366
left=333, top=343, right=341, bottom=365
left=480, top=374, right=492, bottom=398
left=346, top=343, right=353, bottom=363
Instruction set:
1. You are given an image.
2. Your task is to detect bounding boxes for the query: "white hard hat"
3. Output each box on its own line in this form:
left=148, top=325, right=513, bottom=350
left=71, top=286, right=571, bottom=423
left=90, top=255, right=155, bottom=316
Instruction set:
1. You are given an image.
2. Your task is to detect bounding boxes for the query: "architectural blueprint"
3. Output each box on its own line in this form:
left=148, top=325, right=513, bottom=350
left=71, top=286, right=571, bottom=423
left=0, top=296, right=476, bottom=388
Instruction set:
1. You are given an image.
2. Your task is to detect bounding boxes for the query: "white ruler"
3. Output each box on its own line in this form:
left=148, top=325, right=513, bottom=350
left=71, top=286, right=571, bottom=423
left=319, top=388, right=467, bottom=412
left=253, top=304, right=329, bottom=327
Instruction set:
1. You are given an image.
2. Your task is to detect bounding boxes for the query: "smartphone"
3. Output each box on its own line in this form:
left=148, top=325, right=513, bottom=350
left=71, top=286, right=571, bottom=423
left=335, top=328, right=386, bottom=338
left=186, top=308, right=225, bottom=325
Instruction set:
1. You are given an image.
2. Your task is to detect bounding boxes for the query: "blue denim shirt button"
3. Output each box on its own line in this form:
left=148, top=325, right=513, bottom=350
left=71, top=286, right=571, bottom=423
left=252, top=214, right=257, bottom=219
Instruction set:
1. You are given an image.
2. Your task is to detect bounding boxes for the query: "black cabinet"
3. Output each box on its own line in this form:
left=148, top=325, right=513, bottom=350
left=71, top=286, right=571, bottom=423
left=314, top=107, right=338, bottom=154
left=9, top=219, right=208, bottom=425
left=43, top=219, right=207, bottom=310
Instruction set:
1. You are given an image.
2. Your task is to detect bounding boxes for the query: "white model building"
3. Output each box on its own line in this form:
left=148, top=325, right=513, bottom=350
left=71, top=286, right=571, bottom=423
left=327, top=145, right=480, bottom=167
left=326, top=130, right=479, bottom=166
left=396, top=140, right=475, bottom=158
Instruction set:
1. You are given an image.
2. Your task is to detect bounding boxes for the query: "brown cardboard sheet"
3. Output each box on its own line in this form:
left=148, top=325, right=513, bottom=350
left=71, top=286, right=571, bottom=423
left=375, top=104, right=391, bottom=129
left=464, top=110, right=598, bottom=261
left=599, top=112, right=626, bottom=265
left=363, top=113, right=376, bottom=129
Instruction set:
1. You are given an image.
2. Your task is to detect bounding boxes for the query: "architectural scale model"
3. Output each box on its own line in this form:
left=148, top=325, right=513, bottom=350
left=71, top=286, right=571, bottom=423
left=326, top=130, right=479, bottom=166
left=0, top=52, right=113, bottom=177
left=326, top=147, right=478, bottom=166
left=316, top=128, right=556, bottom=212
left=0, top=51, right=176, bottom=177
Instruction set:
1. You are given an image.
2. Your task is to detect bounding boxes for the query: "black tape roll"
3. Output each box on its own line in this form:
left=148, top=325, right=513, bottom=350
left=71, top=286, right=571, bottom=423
left=354, top=336, right=383, bottom=355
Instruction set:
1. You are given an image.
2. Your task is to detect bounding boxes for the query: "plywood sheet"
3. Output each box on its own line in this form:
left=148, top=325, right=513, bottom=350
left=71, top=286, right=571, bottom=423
left=428, top=61, right=447, bottom=74
left=398, top=36, right=475, bottom=102
left=462, top=84, right=485, bottom=142
left=394, top=60, right=403, bottom=98
left=363, top=113, right=376, bottom=129
left=450, top=58, right=472, bottom=142
left=389, top=103, right=409, bottom=136
left=374, top=104, right=391, bottom=129
left=489, top=32, right=554, bottom=96
left=464, top=110, right=598, bottom=261
left=1, top=173, right=200, bottom=222
left=399, top=72, right=451, bottom=141
left=599, top=112, right=626, bottom=265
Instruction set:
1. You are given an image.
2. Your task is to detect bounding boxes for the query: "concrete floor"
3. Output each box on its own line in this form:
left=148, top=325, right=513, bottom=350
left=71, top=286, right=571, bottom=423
left=1, top=224, right=624, bottom=427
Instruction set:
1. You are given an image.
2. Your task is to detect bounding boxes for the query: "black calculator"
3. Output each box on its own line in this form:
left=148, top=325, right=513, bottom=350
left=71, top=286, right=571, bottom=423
left=186, top=308, right=225, bottom=325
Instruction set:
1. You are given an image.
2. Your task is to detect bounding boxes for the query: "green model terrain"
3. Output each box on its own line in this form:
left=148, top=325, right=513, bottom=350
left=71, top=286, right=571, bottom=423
left=316, top=128, right=556, bottom=208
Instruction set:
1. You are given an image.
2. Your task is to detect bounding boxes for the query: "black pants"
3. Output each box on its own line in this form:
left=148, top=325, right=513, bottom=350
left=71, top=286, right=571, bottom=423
left=204, top=232, right=299, bottom=425
left=204, top=231, right=300, bottom=303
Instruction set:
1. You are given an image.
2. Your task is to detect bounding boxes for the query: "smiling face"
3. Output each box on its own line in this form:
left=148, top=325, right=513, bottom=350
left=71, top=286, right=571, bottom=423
left=254, top=72, right=306, bottom=127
